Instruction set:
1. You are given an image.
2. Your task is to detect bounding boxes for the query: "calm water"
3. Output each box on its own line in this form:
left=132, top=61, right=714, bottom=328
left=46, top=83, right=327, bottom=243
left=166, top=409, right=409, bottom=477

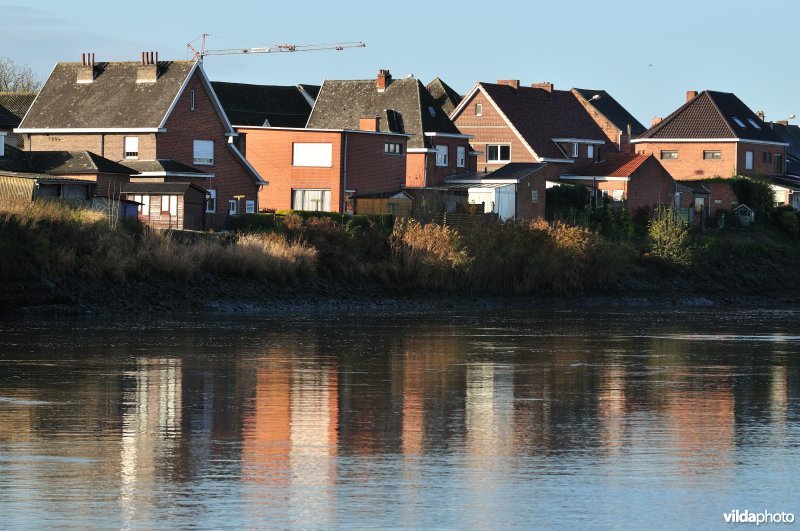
left=0, top=308, right=798, bottom=529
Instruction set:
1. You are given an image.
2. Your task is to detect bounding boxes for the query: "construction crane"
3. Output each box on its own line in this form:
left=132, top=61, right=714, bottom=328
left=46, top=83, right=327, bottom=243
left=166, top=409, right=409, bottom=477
left=187, top=34, right=365, bottom=61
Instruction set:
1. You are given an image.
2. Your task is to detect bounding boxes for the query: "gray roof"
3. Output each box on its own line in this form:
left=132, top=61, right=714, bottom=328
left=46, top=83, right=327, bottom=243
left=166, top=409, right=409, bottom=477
left=307, top=76, right=462, bottom=149
left=18, top=61, right=196, bottom=129
left=122, top=159, right=207, bottom=175
left=573, top=88, right=645, bottom=135
left=768, top=121, right=800, bottom=159
left=121, top=182, right=207, bottom=195
left=426, top=78, right=462, bottom=116
left=447, top=163, right=547, bottom=182
left=0, top=92, right=36, bottom=128
left=0, top=145, right=134, bottom=175
left=211, top=81, right=318, bottom=127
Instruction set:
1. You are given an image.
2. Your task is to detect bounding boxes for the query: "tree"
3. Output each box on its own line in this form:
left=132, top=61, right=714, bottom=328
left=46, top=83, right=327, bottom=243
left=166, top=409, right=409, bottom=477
left=0, top=57, right=41, bottom=92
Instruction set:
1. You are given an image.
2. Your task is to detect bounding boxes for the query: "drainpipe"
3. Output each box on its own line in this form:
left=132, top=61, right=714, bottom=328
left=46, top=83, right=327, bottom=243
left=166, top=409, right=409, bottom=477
left=342, top=132, right=348, bottom=215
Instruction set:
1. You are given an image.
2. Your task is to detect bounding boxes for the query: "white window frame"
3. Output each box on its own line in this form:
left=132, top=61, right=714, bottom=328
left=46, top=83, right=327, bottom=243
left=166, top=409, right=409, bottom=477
left=572, top=143, right=580, bottom=158
left=292, top=189, right=331, bottom=212
left=660, top=150, right=678, bottom=160
left=160, top=195, right=177, bottom=216
left=205, top=189, right=216, bottom=213
left=124, top=136, right=139, bottom=159
left=457, top=146, right=466, bottom=168
left=486, top=144, right=511, bottom=163
left=435, top=145, right=449, bottom=167
left=745, top=150, right=754, bottom=170
left=587, top=145, right=594, bottom=159
left=245, top=200, right=255, bottom=214
left=228, top=199, right=238, bottom=215
left=292, top=142, right=333, bottom=167
left=703, top=150, right=722, bottom=160
left=475, top=103, right=482, bottom=116
left=193, top=140, right=214, bottom=165
left=133, top=194, right=150, bottom=217
left=384, top=142, right=403, bottom=155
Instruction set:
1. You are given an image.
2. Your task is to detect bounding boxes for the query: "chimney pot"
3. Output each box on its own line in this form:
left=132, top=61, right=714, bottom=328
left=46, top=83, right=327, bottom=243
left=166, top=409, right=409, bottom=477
left=497, top=79, right=520, bottom=90
left=651, top=116, right=663, bottom=127
left=137, top=51, right=160, bottom=82
left=686, top=90, right=698, bottom=102
left=377, top=69, right=392, bottom=92
left=756, top=110, right=766, bottom=121
left=77, top=52, right=97, bottom=83
left=532, top=82, right=554, bottom=92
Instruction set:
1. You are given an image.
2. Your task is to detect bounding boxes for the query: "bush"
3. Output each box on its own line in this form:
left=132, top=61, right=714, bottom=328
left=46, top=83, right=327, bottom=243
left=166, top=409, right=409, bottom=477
left=730, top=176, right=775, bottom=221
left=648, top=206, right=694, bottom=266
left=390, top=219, right=471, bottom=290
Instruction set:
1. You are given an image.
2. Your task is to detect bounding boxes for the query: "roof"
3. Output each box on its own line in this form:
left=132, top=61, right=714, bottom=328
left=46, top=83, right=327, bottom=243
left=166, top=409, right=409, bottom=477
left=18, top=61, right=196, bottom=129
left=0, top=145, right=134, bottom=175
left=637, top=91, right=785, bottom=143
left=447, top=162, right=547, bottom=182
left=464, top=83, right=608, bottom=159
left=307, top=75, right=462, bottom=149
left=211, top=81, right=318, bottom=127
left=0, top=92, right=37, bottom=124
left=121, top=182, right=207, bottom=195
left=563, top=153, right=652, bottom=177
left=573, top=88, right=645, bottom=135
left=122, top=159, right=208, bottom=175
left=768, top=121, right=800, bottom=159
left=426, top=77, right=462, bottom=116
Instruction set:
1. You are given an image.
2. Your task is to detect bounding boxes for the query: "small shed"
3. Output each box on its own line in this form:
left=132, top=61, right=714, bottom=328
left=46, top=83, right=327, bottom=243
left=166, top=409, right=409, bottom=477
left=733, top=204, right=756, bottom=227
left=121, top=182, right=207, bottom=231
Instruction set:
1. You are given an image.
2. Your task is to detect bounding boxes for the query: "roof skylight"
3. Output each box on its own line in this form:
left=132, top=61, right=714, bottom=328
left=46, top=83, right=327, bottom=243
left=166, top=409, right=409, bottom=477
left=747, top=118, right=762, bottom=129
left=732, top=117, right=746, bottom=128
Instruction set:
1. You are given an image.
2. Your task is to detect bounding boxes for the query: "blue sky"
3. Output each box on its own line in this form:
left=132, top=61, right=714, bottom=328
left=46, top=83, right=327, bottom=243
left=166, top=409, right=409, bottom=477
left=4, top=0, right=798, bottom=127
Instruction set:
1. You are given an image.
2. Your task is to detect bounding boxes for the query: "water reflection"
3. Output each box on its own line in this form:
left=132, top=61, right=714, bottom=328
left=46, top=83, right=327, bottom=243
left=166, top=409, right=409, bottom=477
left=0, top=309, right=798, bottom=528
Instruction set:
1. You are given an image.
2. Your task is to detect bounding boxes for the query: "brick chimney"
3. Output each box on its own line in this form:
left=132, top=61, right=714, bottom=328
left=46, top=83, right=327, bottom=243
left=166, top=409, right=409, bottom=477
left=651, top=117, right=663, bottom=127
left=686, top=90, right=698, bottom=101
left=776, top=120, right=789, bottom=126
left=532, top=82, right=554, bottom=92
left=377, top=69, right=391, bottom=92
left=359, top=116, right=381, bottom=132
left=497, top=79, right=520, bottom=90
left=77, top=53, right=96, bottom=83
left=137, top=51, right=160, bottom=83
left=756, top=111, right=766, bottom=121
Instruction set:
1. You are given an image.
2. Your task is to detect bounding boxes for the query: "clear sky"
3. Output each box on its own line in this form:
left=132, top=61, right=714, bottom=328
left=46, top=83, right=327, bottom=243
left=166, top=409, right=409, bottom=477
left=4, top=0, right=798, bottom=127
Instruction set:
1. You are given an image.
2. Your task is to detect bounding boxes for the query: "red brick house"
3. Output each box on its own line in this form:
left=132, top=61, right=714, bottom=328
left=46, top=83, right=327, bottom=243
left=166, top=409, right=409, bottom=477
left=571, top=89, right=646, bottom=154
left=306, top=69, right=477, bottom=189
left=15, top=53, right=265, bottom=229
left=632, top=90, right=789, bottom=216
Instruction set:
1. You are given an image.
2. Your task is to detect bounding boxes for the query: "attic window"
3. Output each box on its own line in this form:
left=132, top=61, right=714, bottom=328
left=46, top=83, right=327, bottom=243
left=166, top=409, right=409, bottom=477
left=190, top=89, right=196, bottom=111
left=428, top=106, right=437, bottom=117
left=475, top=103, right=482, bottom=116
left=732, top=117, right=746, bottom=128
left=124, top=137, right=139, bottom=159
left=747, top=118, right=761, bottom=129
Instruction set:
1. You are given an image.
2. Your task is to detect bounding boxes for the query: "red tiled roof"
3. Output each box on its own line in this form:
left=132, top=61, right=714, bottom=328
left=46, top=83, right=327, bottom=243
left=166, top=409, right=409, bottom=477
left=564, top=153, right=652, bottom=177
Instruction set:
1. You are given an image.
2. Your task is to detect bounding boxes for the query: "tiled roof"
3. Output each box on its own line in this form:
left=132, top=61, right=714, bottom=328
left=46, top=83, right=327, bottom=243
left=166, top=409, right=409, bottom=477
left=426, top=77, right=462, bottom=116
left=121, top=182, right=207, bottom=194
left=0, top=92, right=37, bottom=128
left=122, top=159, right=208, bottom=175
left=0, top=145, right=134, bottom=175
left=211, top=81, right=318, bottom=127
left=573, top=88, right=645, bottom=135
left=18, top=61, right=196, bottom=129
left=564, top=153, right=652, bottom=177
left=638, top=91, right=784, bottom=143
left=307, top=76, right=462, bottom=149
left=447, top=162, right=547, bottom=182
left=477, top=83, right=608, bottom=159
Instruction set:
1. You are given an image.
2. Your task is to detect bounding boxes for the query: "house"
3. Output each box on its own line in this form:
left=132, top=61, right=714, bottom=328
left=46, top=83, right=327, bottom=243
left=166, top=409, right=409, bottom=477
left=0, top=92, right=37, bottom=147
left=572, top=89, right=646, bottom=153
left=14, top=52, right=266, bottom=229
left=558, top=153, right=675, bottom=214
left=426, top=78, right=463, bottom=116
left=307, top=69, right=478, bottom=189
left=233, top=124, right=410, bottom=213
left=766, top=120, right=800, bottom=209
left=445, top=163, right=547, bottom=220
left=632, top=90, right=789, bottom=216
left=211, top=81, right=319, bottom=127
left=450, top=80, right=620, bottom=217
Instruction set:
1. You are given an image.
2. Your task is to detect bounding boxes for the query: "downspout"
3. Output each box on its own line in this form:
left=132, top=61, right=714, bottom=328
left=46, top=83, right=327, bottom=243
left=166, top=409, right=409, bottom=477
left=342, top=132, right=348, bottom=214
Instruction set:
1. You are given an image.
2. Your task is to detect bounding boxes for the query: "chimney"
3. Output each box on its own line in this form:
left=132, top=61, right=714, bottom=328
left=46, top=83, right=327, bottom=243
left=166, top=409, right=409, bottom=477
left=686, top=90, right=698, bottom=102
left=497, top=79, right=520, bottom=90
left=651, top=116, right=663, bottom=127
left=137, top=51, right=160, bottom=83
left=377, top=69, right=391, bottom=92
left=359, top=116, right=381, bottom=132
left=77, top=53, right=96, bottom=83
left=756, top=111, right=766, bottom=121
left=776, top=120, right=789, bottom=126
left=532, top=82, right=554, bottom=92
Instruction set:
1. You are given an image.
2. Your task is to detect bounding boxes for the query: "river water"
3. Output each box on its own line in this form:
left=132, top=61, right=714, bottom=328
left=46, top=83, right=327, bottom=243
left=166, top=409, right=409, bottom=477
left=0, top=307, right=798, bottom=529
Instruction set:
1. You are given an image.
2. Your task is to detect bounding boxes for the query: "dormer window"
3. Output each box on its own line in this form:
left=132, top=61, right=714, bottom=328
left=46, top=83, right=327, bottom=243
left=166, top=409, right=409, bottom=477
left=732, top=117, right=746, bottom=128
left=124, top=136, right=139, bottom=159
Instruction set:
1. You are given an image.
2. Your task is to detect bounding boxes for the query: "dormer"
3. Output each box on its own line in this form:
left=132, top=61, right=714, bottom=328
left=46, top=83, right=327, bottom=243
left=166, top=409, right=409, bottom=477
left=77, top=53, right=97, bottom=83
left=137, top=51, right=161, bottom=83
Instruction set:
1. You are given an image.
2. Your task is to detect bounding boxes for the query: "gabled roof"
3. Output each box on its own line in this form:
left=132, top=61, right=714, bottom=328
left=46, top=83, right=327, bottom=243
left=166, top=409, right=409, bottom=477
left=573, top=88, right=645, bottom=135
left=0, top=145, right=134, bottom=175
left=562, top=153, right=652, bottom=177
left=426, top=77, right=462, bottom=116
left=454, top=82, right=608, bottom=160
left=636, top=91, right=785, bottom=144
left=211, top=81, right=319, bottom=127
left=18, top=61, right=197, bottom=130
left=0, top=92, right=37, bottom=128
left=306, top=75, right=462, bottom=149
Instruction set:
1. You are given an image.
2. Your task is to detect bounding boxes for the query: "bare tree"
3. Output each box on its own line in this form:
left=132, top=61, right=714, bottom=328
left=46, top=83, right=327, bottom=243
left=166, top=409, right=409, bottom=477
left=0, top=57, right=42, bottom=92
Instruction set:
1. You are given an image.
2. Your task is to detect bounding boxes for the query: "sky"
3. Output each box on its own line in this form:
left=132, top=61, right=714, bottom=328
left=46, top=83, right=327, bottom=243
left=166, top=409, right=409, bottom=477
left=3, top=0, right=799, bottom=127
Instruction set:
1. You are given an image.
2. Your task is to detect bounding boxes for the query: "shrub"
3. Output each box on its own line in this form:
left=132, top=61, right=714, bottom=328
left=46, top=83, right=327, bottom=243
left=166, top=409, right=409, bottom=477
left=730, top=176, right=775, bottom=221
left=390, top=219, right=471, bottom=290
left=648, top=206, right=694, bottom=266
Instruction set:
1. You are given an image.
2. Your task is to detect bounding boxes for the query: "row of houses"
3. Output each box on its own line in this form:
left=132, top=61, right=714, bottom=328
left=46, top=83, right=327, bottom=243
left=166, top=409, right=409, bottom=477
left=2, top=52, right=799, bottom=230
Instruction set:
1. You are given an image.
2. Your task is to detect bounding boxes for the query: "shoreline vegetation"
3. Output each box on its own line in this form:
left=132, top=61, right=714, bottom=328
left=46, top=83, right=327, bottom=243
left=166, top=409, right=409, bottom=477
left=1, top=198, right=799, bottom=316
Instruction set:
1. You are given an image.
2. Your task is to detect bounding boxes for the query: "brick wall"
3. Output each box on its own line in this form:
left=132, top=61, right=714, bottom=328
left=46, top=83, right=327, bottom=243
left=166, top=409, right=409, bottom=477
left=427, top=136, right=475, bottom=185
left=25, top=133, right=157, bottom=160
left=345, top=132, right=408, bottom=195
left=627, top=157, right=675, bottom=213
left=572, top=89, right=627, bottom=153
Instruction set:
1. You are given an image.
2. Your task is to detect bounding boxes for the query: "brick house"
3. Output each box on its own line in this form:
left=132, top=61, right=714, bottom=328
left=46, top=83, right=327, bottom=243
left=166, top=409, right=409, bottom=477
left=572, top=88, right=646, bottom=154
left=0, top=92, right=36, bottom=147
left=632, top=90, right=789, bottom=216
left=15, top=53, right=265, bottom=229
left=766, top=120, right=800, bottom=209
left=444, top=163, right=547, bottom=220
left=307, top=69, right=478, bottom=189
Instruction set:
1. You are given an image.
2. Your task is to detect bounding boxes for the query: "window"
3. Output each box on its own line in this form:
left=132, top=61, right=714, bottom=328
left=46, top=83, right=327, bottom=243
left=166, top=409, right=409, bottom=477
left=745, top=150, right=754, bottom=170
left=133, top=194, right=150, bottom=218
left=660, top=150, right=678, bottom=160
left=457, top=146, right=466, bottom=168
left=160, top=195, right=177, bottom=216
left=205, top=189, right=216, bottom=213
left=703, top=150, right=721, bottom=159
left=190, top=89, right=195, bottom=111
left=475, top=103, right=482, bottom=116
left=124, top=137, right=139, bottom=159
left=435, top=145, right=449, bottom=167
left=612, top=189, right=624, bottom=201
left=572, top=143, right=580, bottom=158
left=245, top=200, right=255, bottom=214
left=587, top=145, right=594, bottom=159
left=531, top=190, right=539, bottom=204
left=775, top=154, right=783, bottom=173
left=486, top=144, right=511, bottom=162
left=428, top=106, right=437, bottom=117
left=747, top=118, right=761, bottom=129
left=384, top=142, right=403, bottom=155
left=193, top=140, right=214, bottom=165
left=292, top=189, right=331, bottom=211
left=292, top=142, right=332, bottom=167
left=228, top=199, right=238, bottom=215
left=732, top=117, right=746, bottom=128
left=594, top=146, right=602, bottom=162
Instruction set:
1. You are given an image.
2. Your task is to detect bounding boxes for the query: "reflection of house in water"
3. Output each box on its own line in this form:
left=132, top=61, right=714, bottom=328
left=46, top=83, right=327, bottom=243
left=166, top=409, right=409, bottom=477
left=596, top=365, right=627, bottom=456
left=466, top=363, right=514, bottom=455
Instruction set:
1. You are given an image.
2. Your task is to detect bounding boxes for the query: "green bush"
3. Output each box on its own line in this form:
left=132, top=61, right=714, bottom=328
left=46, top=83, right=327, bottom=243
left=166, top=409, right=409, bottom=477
left=729, top=176, right=775, bottom=221
left=648, top=206, right=694, bottom=266
left=229, top=213, right=277, bottom=232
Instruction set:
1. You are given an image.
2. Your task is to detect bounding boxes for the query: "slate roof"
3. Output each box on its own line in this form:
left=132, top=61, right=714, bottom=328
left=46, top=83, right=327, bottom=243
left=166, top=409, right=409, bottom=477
left=573, top=88, right=645, bottom=135
left=637, top=91, right=784, bottom=143
left=564, top=153, right=652, bottom=177
left=447, top=162, right=547, bottom=182
left=471, top=83, right=608, bottom=160
left=211, top=81, right=319, bottom=127
left=426, top=77, right=462, bottom=116
left=307, top=76, right=462, bottom=149
left=18, top=61, right=196, bottom=129
left=122, top=159, right=208, bottom=175
left=121, top=182, right=207, bottom=195
left=0, top=92, right=37, bottom=128
left=768, top=121, right=800, bottom=159
left=0, top=145, right=134, bottom=175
